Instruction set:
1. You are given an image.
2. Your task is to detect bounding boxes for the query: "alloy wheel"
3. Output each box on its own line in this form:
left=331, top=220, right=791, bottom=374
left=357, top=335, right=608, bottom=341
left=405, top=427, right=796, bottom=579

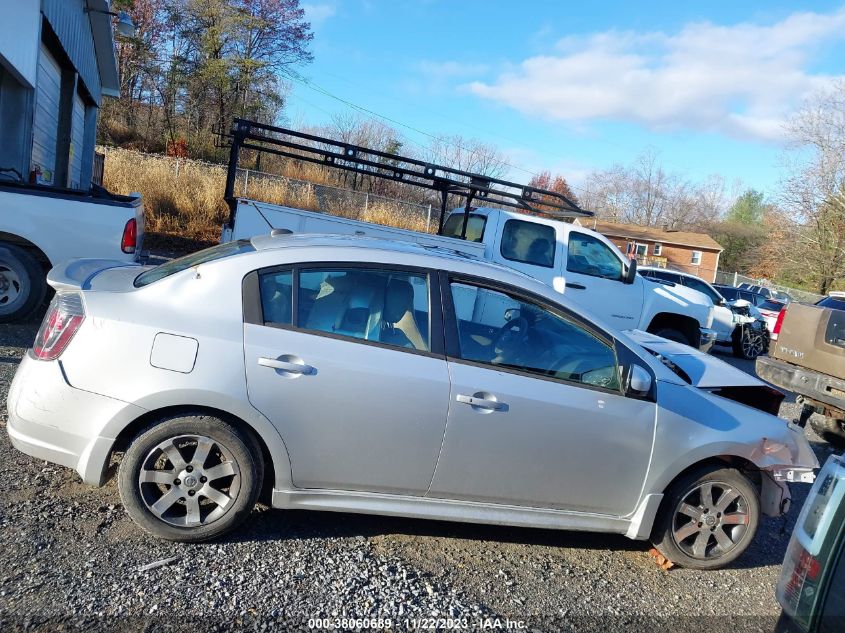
left=741, top=328, right=766, bottom=358
left=671, top=481, right=751, bottom=560
left=138, top=434, right=241, bottom=527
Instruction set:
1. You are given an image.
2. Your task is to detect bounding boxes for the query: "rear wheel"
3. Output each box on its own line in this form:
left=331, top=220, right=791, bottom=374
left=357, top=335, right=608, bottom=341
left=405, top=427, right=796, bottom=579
left=118, top=414, right=263, bottom=542
left=0, top=243, right=46, bottom=323
left=651, top=465, right=759, bottom=569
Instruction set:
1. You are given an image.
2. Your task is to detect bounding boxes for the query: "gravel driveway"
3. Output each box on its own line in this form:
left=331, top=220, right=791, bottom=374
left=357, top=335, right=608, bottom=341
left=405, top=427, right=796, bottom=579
left=0, top=314, right=838, bottom=632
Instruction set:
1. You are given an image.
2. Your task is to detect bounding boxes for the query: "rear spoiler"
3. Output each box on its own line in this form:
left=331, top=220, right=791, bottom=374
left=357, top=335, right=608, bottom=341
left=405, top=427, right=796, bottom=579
left=46, top=258, right=141, bottom=292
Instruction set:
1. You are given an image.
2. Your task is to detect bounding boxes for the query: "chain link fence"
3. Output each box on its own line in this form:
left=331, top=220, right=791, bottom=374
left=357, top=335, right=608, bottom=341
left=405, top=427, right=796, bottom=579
left=713, top=271, right=823, bottom=304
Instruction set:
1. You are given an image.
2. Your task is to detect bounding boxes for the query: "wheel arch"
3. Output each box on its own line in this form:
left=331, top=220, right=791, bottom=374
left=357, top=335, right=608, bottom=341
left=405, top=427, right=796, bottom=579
left=0, top=231, right=52, bottom=269
left=628, top=454, right=762, bottom=540
left=108, top=403, right=292, bottom=495
left=646, top=312, right=701, bottom=345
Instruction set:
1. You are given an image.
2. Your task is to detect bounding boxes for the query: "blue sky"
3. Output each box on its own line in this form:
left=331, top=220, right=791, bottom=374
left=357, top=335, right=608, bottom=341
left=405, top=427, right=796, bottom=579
left=289, top=1, right=845, bottom=198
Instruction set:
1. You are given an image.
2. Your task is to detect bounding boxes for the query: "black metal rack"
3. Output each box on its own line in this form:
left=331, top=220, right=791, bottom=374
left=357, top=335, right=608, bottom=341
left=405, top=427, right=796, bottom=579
left=219, top=118, right=593, bottom=237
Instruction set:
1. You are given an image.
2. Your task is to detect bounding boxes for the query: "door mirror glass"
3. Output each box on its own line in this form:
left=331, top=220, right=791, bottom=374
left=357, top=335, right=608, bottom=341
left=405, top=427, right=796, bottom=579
left=627, top=365, right=652, bottom=396
left=625, top=258, right=638, bottom=285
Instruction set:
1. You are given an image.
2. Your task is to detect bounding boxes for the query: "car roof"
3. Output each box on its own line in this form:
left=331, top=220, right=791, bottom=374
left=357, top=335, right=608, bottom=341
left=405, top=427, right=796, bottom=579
left=249, top=232, right=536, bottom=284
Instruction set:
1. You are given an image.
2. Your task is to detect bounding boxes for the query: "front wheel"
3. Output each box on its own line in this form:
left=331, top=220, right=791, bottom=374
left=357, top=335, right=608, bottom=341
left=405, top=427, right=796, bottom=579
left=732, top=325, right=767, bottom=359
left=118, top=414, right=263, bottom=542
left=651, top=465, right=759, bottom=569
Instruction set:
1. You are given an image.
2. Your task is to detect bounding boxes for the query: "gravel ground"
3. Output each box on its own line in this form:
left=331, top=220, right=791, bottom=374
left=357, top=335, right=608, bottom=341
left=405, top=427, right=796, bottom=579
left=0, top=312, right=839, bottom=632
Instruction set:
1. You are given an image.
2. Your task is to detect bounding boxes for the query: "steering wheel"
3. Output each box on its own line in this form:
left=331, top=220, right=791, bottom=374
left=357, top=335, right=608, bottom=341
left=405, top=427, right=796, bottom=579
left=493, top=316, right=530, bottom=358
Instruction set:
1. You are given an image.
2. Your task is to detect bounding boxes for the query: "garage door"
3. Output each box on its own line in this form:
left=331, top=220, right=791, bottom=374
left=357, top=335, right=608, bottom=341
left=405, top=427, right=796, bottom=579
left=31, top=43, right=61, bottom=186
left=69, top=91, right=85, bottom=189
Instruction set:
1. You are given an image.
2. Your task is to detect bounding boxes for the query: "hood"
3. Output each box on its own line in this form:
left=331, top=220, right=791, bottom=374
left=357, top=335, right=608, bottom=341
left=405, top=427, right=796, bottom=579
left=627, top=329, right=763, bottom=388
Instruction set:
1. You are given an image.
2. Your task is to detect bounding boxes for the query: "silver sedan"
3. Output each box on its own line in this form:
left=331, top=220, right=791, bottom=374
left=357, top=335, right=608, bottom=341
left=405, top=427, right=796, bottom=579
left=7, top=234, right=818, bottom=569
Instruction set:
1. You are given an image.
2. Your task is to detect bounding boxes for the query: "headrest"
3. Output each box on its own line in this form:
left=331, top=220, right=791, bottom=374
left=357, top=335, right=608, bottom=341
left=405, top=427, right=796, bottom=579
left=383, top=279, right=415, bottom=324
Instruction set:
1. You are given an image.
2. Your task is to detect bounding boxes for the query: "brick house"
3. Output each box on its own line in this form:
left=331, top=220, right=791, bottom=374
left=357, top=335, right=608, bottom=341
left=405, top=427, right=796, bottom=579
left=574, top=219, right=724, bottom=282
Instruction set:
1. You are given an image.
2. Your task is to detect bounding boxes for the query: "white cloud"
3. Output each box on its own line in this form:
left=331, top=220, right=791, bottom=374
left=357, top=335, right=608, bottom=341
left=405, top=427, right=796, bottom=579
left=303, top=3, right=337, bottom=28
left=464, top=8, right=845, bottom=141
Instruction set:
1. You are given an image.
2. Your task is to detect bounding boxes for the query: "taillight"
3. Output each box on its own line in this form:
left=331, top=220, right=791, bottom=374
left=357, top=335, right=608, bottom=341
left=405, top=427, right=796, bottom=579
left=32, top=293, right=85, bottom=360
left=771, top=306, right=787, bottom=341
left=777, top=540, right=821, bottom=620
left=122, top=218, right=137, bottom=254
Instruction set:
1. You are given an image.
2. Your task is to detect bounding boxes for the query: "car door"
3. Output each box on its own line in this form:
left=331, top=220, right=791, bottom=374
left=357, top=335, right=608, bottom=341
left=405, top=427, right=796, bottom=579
left=242, top=264, right=450, bottom=495
left=562, top=230, right=645, bottom=330
left=682, top=276, right=734, bottom=342
left=428, top=275, right=657, bottom=516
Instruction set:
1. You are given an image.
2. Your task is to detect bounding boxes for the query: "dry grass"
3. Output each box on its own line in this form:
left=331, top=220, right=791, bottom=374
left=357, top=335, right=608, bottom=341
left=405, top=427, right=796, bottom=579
left=99, top=147, right=431, bottom=248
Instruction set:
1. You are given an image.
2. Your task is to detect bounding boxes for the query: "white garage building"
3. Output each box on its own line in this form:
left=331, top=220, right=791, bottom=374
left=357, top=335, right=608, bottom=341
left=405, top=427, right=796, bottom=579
left=0, top=0, right=120, bottom=190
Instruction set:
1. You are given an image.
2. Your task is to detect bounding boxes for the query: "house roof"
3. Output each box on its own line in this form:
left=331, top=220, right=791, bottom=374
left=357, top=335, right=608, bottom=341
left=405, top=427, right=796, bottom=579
left=575, top=218, right=723, bottom=252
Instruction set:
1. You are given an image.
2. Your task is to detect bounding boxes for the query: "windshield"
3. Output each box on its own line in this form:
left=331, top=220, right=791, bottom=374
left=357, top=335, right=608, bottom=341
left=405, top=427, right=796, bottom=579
left=818, top=296, right=845, bottom=311
left=134, top=240, right=255, bottom=287
left=441, top=213, right=487, bottom=242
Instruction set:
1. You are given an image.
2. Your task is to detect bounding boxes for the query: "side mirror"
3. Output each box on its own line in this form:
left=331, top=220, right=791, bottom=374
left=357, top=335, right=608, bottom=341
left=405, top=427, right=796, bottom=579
left=624, top=258, right=638, bottom=284
left=504, top=308, right=521, bottom=322
left=627, top=365, right=652, bottom=396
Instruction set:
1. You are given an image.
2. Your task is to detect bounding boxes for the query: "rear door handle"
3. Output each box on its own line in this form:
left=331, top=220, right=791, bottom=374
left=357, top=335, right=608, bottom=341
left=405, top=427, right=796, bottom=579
left=456, top=393, right=506, bottom=411
left=258, top=357, right=314, bottom=375
left=567, top=283, right=587, bottom=290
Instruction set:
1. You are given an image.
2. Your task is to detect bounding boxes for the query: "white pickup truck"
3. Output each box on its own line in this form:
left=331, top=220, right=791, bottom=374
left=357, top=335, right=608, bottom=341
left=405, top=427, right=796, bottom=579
left=0, top=181, right=144, bottom=321
left=222, top=199, right=716, bottom=351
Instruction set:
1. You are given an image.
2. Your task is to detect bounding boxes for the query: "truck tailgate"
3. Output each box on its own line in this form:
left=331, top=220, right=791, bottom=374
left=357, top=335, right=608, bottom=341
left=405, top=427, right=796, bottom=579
left=772, top=303, right=844, bottom=380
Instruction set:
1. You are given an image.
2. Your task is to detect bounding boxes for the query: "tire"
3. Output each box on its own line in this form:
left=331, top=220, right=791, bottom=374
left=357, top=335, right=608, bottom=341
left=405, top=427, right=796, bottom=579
left=118, top=414, right=263, bottom=542
left=0, top=243, right=47, bottom=323
left=810, top=416, right=845, bottom=448
left=652, top=327, right=694, bottom=347
left=651, top=464, right=760, bottom=570
left=732, top=325, right=767, bottom=359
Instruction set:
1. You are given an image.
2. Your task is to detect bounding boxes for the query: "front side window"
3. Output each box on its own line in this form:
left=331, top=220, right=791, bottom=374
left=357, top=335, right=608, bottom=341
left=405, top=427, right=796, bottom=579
left=566, top=232, right=624, bottom=281
left=298, top=268, right=430, bottom=351
left=500, top=219, right=556, bottom=268
left=441, top=213, right=487, bottom=243
left=691, top=250, right=702, bottom=265
left=448, top=281, right=620, bottom=390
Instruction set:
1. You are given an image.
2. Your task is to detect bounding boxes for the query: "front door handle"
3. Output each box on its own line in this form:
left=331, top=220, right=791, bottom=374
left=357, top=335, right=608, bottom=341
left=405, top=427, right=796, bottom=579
left=258, top=357, right=314, bottom=375
left=456, top=393, right=507, bottom=411
left=567, top=283, right=587, bottom=290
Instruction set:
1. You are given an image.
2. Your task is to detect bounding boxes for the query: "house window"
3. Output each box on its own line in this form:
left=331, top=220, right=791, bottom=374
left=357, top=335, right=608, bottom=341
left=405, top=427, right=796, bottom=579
left=653, top=243, right=662, bottom=256
left=691, top=251, right=702, bottom=265
left=634, top=243, right=648, bottom=257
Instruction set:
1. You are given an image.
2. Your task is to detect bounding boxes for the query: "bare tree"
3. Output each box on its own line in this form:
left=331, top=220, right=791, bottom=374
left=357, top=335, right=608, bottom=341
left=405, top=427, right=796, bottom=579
left=780, top=81, right=845, bottom=294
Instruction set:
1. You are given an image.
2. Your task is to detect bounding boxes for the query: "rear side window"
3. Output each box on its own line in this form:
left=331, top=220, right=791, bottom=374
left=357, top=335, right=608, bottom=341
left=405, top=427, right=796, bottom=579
left=135, top=240, right=255, bottom=287
left=500, top=219, right=556, bottom=268
left=441, top=213, right=487, bottom=242
left=259, top=270, right=293, bottom=325
left=298, top=268, right=431, bottom=352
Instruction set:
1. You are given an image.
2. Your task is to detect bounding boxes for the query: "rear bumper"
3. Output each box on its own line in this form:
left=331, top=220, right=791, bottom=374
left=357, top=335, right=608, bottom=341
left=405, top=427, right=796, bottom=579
left=756, top=355, right=845, bottom=413
left=698, top=327, right=717, bottom=353
left=6, top=353, right=145, bottom=485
